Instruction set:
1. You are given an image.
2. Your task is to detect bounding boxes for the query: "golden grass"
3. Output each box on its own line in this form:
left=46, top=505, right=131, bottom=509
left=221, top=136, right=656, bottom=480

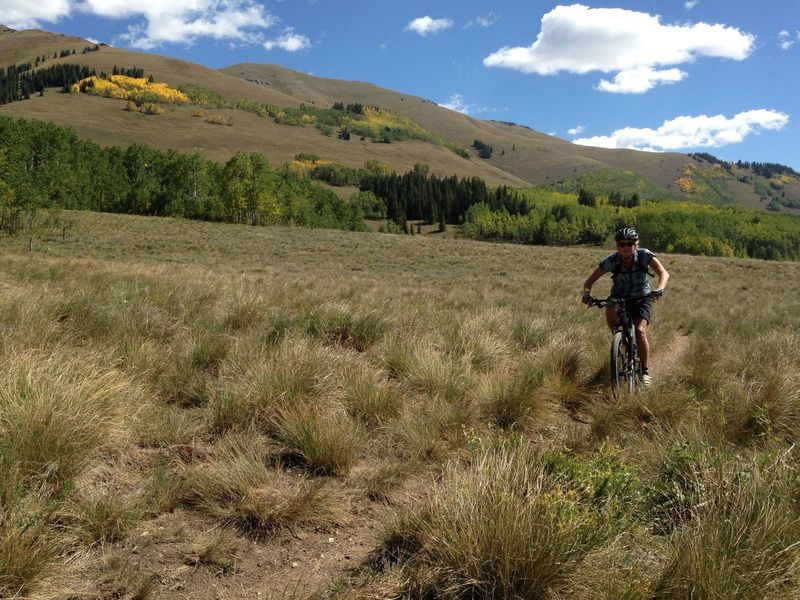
left=2, top=209, right=800, bottom=597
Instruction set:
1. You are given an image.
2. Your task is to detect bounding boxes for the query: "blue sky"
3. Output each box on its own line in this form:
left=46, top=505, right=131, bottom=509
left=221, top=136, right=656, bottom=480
left=2, top=0, right=799, bottom=170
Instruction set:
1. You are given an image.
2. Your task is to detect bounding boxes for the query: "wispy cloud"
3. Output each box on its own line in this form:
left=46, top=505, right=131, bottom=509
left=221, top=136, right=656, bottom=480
left=572, top=109, right=789, bottom=151
left=483, top=4, right=754, bottom=93
left=465, top=11, right=499, bottom=29
left=0, top=0, right=291, bottom=50
left=264, top=28, right=311, bottom=52
left=567, top=125, right=585, bottom=136
left=684, top=1, right=699, bottom=10
left=440, top=93, right=490, bottom=116
left=406, top=16, right=453, bottom=37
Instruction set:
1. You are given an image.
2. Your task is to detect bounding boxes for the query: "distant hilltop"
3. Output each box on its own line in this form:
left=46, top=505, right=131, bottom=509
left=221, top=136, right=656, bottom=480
left=0, top=25, right=15, bottom=33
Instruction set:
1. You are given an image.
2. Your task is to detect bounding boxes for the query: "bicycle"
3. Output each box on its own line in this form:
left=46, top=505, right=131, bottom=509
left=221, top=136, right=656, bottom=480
left=587, top=293, right=661, bottom=393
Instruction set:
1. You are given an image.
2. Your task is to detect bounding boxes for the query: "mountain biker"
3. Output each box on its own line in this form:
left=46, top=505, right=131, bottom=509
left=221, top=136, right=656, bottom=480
left=581, top=227, right=669, bottom=386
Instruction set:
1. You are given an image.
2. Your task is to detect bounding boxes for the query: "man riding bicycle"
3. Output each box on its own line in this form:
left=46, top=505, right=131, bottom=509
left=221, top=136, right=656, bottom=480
left=581, top=227, right=670, bottom=386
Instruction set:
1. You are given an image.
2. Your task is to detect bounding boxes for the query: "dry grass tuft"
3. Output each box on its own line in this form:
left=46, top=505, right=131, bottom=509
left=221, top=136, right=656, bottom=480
left=0, top=351, right=137, bottom=498
left=379, top=437, right=619, bottom=598
left=653, top=459, right=800, bottom=599
left=474, top=359, right=551, bottom=430
left=536, top=332, right=595, bottom=408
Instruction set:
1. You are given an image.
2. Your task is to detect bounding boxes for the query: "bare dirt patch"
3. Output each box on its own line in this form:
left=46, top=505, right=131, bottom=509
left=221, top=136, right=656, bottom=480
left=650, top=331, right=691, bottom=381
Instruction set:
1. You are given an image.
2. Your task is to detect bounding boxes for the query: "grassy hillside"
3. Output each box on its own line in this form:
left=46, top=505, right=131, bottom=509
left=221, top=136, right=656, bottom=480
left=223, top=63, right=800, bottom=210
left=2, top=27, right=798, bottom=211
left=0, top=29, right=525, bottom=187
left=2, top=210, right=800, bottom=598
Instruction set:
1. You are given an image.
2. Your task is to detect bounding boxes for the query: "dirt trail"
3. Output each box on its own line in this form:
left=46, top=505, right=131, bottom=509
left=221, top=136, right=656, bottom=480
left=650, top=332, right=691, bottom=380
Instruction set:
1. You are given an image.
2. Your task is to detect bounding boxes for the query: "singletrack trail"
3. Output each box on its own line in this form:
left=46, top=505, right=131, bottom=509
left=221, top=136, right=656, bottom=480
left=650, top=332, right=691, bottom=381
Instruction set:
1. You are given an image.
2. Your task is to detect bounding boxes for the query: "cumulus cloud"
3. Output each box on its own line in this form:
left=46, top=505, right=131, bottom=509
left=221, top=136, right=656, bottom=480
left=264, top=28, right=311, bottom=52
left=597, top=66, right=687, bottom=93
left=567, top=125, right=585, bottom=135
left=0, top=0, right=71, bottom=29
left=406, top=16, right=453, bottom=37
left=1, top=0, right=287, bottom=49
left=483, top=4, right=754, bottom=93
left=572, top=109, right=789, bottom=151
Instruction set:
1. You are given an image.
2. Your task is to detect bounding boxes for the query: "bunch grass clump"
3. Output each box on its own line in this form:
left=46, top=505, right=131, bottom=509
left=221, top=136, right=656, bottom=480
left=536, top=331, right=596, bottom=408
left=0, top=497, right=60, bottom=597
left=62, top=486, right=144, bottom=546
left=0, top=351, right=135, bottom=498
left=339, top=365, right=402, bottom=428
left=271, top=401, right=363, bottom=476
left=653, top=458, right=800, bottom=598
left=378, top=436, right=630, bottom=598
left=474, top=359, right=548, bottom=430
left=183, top=432, right=346, bottom=535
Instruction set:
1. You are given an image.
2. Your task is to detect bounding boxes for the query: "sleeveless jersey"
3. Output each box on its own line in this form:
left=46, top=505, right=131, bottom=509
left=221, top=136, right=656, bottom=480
left=599, top=248, right=655, bottom=298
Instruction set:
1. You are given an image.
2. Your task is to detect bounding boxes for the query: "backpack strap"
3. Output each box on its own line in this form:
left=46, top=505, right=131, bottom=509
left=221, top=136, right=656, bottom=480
left=611, top=250, right=655, bottom=277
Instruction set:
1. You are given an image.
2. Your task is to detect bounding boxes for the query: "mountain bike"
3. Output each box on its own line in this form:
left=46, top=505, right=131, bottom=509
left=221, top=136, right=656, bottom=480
left=587, top=293, right=660, bottom=393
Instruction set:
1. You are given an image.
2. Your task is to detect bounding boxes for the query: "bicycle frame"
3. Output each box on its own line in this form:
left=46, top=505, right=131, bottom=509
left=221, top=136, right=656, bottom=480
left=589, top=297, right=643, bottom=393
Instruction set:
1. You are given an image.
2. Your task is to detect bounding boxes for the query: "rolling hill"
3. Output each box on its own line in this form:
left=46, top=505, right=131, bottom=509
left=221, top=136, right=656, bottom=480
left=1, top=26, right=799, bottom=210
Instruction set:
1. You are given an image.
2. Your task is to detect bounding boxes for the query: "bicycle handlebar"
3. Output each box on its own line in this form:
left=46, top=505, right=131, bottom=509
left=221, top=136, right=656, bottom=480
left=585, top=290, right=663, bottom=308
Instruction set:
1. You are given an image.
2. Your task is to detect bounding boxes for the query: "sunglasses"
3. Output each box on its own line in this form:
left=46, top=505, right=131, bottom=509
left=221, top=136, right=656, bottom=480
left=617, top=241, right=636, bottom=247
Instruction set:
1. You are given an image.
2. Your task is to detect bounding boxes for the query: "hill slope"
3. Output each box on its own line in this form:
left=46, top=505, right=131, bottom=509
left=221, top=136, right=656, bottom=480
left=1, top=27, right=798, bottom=209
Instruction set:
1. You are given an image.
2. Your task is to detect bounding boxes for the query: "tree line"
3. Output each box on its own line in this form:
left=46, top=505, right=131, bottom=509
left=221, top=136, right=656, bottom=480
left=0, top=46, right=103, bottom=104
left=690, top=152, right=799, bottom=179
left=0, top=115, right=364, bottom=233
left=462, top=198, right=800, bottom=261
left=359, top=167, right=528, bottom=230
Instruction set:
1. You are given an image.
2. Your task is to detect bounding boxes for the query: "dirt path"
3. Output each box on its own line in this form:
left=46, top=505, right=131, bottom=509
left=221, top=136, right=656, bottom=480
left=650, top=332, right=691, bottom=380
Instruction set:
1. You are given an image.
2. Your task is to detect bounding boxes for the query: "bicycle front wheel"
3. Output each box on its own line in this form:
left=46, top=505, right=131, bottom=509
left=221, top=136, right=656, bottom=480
left=610, top=331, right=626, bottom=390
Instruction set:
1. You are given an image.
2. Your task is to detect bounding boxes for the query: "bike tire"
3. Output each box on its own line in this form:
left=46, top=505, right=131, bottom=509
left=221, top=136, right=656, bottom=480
left=610, top=331, right=625, bottom=390
left=627, top=336, right=638, bottom=395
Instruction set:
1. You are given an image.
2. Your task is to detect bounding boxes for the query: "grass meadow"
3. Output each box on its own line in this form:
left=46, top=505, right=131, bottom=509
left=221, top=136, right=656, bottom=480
left=2, top=210, right=800, bottom=599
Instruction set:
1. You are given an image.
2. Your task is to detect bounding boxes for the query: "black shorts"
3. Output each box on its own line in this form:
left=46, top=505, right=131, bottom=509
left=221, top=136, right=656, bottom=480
left=610, top=296, right=653, bottom=323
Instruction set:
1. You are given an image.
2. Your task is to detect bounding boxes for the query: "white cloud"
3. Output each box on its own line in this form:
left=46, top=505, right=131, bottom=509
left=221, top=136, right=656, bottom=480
left=439, top=93, right=490, bottom=116
left=441, top=93, right=469, bottom=114
left=778, top=30, right=796, bottom=51
left=465, top=11, right=499, bottom=29
left=684, top=1, right=699, bottom=10
left=119, top=1, right=277, bottom=49
left=572, top=109, right=789, bottom=151
left=264, top=28, right=310, bottom=52
left=567, top=125, right=585, bottom=135
left=0, top=0, right=282, bottom=49
left=0, top=0, right=71, bottom=29
left=597, top=66, right=687, bottom=94
left=483, top=4, right=754, bottom=92
left=406, top=16, right=453, bottom=37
